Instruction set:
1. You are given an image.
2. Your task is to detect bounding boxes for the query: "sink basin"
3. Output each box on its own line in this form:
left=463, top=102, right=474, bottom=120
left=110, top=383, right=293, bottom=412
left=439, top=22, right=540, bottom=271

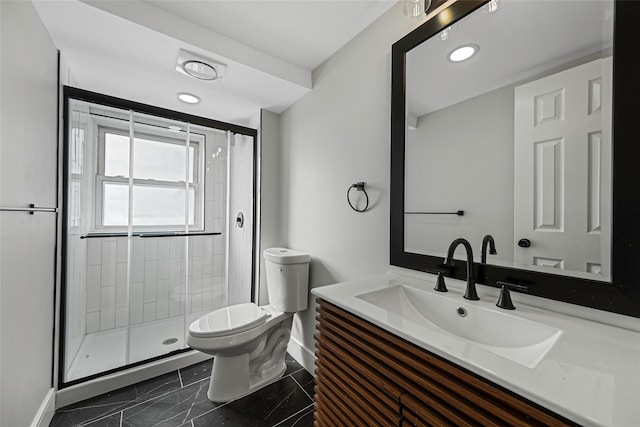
left=356, top=284, right=562, bottom=368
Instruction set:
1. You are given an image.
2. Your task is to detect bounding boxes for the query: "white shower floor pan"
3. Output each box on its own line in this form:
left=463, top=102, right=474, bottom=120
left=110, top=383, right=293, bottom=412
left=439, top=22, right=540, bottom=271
left=67, top=313, right=204, bottom=382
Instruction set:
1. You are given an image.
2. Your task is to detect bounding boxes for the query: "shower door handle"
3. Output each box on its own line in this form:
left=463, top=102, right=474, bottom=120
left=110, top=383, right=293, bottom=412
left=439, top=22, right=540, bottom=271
left=0, top=203, right=58, bottom=214
left=236, top=212, right=244, bottom=228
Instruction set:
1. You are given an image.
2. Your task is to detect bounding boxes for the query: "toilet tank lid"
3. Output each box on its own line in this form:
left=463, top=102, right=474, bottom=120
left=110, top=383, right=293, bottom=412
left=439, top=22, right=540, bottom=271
left=264, top=247, right=310, bottom=264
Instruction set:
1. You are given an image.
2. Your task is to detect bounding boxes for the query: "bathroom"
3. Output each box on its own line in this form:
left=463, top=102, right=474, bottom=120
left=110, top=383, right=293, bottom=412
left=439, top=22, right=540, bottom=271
left=1, top=0, right=639, bottom=426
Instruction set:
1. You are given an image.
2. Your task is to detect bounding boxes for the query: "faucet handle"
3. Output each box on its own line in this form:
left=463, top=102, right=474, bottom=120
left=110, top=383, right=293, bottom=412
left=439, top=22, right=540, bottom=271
left=495, top=281, right=523, bottom=310
left=437, top=262, right=456, bottom=270
left=424, top=268, right=448, bottom=293
left=496, top=281, right=529, bottom=291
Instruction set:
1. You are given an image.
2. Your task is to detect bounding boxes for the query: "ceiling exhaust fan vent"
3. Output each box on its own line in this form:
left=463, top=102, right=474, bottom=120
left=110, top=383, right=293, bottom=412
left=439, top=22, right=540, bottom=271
left=176, top=49, right=227, bottom=81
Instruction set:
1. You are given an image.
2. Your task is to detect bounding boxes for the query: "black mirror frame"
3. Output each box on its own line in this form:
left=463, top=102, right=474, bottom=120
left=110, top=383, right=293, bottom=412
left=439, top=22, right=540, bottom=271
left=390, top=0, right=640, bottom=318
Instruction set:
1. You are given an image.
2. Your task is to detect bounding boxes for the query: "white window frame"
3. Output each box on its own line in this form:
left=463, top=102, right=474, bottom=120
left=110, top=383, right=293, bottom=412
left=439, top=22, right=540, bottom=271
left=94, top=122, right=205, bottom=232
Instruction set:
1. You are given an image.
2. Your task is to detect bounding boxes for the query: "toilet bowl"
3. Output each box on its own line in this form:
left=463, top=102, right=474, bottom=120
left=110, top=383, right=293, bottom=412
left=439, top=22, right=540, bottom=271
left=186, top=248, right=310, bottom=402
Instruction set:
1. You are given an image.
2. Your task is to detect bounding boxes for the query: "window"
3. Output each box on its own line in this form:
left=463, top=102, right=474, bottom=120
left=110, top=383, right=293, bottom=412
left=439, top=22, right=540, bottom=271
left=96, top=126, right=203, bottom=230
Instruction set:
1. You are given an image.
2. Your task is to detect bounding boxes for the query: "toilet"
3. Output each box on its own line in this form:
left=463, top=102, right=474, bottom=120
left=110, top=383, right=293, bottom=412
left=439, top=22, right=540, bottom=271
left=186, top=247, right=310, bottom=402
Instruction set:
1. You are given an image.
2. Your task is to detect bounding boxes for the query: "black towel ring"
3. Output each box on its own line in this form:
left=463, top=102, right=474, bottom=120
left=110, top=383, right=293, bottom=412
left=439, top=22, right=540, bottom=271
left=347, top=182, right=369, bottom=213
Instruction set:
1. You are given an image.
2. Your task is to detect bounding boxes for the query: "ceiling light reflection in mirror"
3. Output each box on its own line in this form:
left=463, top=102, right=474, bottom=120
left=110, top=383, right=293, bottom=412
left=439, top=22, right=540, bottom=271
left=448, top=44, right=478, bottom=62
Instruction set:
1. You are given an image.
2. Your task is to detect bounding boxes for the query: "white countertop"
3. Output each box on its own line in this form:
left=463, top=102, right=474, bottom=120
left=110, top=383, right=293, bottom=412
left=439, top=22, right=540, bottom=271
left=311, top=270, right=640, bottom=427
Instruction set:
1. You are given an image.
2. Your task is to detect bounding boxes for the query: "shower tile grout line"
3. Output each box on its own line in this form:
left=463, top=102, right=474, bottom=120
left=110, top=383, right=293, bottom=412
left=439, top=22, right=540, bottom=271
left=110, top=373, right=187, bottom=415
left=290, top=375, right=313, bottom=402
left=76, top=369, right=189, bottom=425
left=69, top=361, right=312, bottom=427
left=77, top=409, right=123, bottom=427
left=184, top=374, right=213, bottom=388
left=186, top=395, right=236, bottom=425
left=272, top=404, right=314, bottom=427
left=122, top=363, right=291, bottom=420
left=181, top=369, right=308, bottom=426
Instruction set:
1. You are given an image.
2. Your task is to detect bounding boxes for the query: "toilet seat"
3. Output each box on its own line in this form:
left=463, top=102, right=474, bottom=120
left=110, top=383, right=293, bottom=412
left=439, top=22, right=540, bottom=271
left=189, top=303, right=269, bottom=338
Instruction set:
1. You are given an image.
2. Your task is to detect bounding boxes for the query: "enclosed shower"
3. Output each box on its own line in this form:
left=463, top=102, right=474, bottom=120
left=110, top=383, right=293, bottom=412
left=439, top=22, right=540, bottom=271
left=61, top=89, right=256, bottom=385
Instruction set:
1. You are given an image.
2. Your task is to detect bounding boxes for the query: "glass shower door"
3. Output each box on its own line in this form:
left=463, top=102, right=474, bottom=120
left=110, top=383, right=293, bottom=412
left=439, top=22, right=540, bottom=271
left=64, top=99, right=105, bottom=382
left=126, top=112, right=192, bottom=364
left=62, top=92, right=255, bottom=385
left=184, top=124, right=232, bottom=328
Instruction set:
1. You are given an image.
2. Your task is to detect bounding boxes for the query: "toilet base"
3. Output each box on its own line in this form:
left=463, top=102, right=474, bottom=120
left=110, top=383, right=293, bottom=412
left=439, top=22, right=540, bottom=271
left=207, top=355, right=287, bottom=402
left=206, top=318, right=292, bottom=402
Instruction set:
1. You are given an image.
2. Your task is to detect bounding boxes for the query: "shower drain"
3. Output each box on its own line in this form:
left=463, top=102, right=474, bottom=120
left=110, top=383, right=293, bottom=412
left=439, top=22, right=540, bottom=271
left=162, top=338, right=179, bottom=345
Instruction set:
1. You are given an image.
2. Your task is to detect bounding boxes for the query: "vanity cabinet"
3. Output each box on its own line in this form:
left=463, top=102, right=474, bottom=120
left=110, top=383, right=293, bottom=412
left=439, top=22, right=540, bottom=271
left=313, top=299, right=577, bottom=427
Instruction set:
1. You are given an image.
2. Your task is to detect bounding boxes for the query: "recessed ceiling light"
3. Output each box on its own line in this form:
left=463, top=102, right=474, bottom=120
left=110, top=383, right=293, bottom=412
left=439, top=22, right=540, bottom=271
left=448, top=44, right=479, bottom=62
left=177, top=93, right=200, bottom=104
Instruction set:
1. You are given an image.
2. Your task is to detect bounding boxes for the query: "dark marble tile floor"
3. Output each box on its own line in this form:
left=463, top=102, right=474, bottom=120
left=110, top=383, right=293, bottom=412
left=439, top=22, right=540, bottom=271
left=50, top=354, right=315, bottom=427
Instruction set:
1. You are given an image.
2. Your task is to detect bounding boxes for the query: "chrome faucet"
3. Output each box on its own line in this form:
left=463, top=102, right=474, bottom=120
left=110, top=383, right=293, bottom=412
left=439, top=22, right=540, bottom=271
left=481, top=234, right=497, bottom=264
left=444, top=238, right=479, bottom=300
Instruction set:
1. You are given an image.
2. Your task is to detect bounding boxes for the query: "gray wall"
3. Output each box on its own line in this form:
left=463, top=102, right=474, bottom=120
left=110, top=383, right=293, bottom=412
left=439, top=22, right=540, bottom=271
left=405, top=84, right=515, bottom=262
left=0, top=1, right=59, bottom=425
left=258, top=110, right=283, bottom=305
left=279, top=2, right=434, bottom=354
left=275, top=1, right=618, bottom=361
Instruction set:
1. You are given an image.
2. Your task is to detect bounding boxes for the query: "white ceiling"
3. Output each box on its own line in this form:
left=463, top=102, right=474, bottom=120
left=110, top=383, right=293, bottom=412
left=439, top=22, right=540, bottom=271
left=33, top=0, right=397, bottom=126
left=147, top=0, right=397, bottom=71
left=406, top=0, right=614, bottom=119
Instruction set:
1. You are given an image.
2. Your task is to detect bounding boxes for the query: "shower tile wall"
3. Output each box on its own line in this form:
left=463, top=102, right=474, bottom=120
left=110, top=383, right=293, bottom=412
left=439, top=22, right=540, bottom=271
left=81, top=130, right=228, bottom=334
left=84, top=236, right=225, bottom=333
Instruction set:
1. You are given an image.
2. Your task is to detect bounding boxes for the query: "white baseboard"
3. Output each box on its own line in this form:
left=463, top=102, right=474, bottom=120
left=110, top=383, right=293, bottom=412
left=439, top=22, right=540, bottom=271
left=31, top=388, right=55, bottom=427
left=287, top=336, right=316, bottom=375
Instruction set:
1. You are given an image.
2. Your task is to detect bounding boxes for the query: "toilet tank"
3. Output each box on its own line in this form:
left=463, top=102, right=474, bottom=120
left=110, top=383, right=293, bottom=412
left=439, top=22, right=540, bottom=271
left=263, top=248, right=310, bottom=312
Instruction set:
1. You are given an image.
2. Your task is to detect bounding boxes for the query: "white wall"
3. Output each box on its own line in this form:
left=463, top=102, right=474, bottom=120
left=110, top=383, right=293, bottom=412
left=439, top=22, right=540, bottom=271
left=279, top=3, right=436, bottom=355
left=0, top=1, right=59, bottom=425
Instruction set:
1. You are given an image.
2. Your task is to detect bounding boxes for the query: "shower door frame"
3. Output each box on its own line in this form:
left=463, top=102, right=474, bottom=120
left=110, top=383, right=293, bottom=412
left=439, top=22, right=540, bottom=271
left=59, top=86, right=259, bottom=389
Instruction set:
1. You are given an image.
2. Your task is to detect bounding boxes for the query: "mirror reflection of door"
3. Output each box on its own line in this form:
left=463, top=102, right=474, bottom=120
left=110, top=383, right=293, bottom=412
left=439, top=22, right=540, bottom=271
left=514, top=58, right=612, bottom=278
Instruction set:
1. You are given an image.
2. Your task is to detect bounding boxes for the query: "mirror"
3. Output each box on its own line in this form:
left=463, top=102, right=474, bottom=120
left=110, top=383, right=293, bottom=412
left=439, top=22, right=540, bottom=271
left=405, top=0, right=612, bottom=281
left=391, top=0, right=640, bottom=317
